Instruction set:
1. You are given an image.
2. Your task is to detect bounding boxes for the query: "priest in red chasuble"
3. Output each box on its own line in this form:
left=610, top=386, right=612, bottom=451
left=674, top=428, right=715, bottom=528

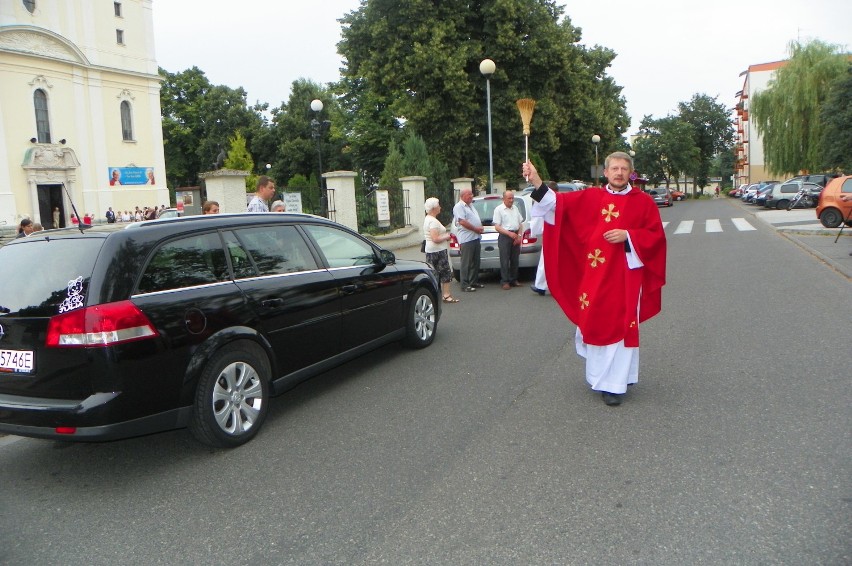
left=522, top=152, right=666, bottom=406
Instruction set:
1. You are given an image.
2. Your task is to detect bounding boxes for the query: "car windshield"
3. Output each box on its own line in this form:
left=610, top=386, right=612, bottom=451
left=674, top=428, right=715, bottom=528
left=474, top=198, right=527, bottom=226
left=0, top=237, right=103, bottom=316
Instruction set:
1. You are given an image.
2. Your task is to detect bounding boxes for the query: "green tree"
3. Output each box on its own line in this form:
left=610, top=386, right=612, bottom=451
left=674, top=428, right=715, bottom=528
left=401, top=133, right=433, bottom=180
left=635, top=115, right=699, bottom=188
left=337, top=0, right=628, bottom=184
left=820, top=64, right=852, bottom=172
left=677, top=94, right=734, bottom=192
left=711, top=146, right=736, bottom=188
left=751, top=40, right=848, bottom=176
left=223, top=131, right=256, bottom=191
left=159, top=66, right=267, bottom=188
left=269, top=79, right=352, bottom=189
left=379, top=140, right=406, bottom=228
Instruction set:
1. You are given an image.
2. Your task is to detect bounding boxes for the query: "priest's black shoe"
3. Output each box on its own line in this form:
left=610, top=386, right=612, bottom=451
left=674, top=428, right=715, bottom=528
left=530, top=285, right=546, bottom=296
left=601, top=392, right=623, bottom=406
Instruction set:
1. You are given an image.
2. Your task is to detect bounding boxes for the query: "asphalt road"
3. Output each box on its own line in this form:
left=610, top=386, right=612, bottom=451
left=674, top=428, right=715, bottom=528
left=0, top=198, right=849, bottom=565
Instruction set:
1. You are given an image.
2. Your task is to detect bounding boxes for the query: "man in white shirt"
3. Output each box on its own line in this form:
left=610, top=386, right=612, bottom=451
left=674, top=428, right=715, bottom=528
left=452, top=188, right=485, bottom=292
left=492, top=190, right=525, bottom=290
left=247, top=176, right=275, bottom=212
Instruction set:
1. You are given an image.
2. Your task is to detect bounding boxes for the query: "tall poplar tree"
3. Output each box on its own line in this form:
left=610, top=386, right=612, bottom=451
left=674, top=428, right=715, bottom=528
left=751, top=40, right=848, bottom=176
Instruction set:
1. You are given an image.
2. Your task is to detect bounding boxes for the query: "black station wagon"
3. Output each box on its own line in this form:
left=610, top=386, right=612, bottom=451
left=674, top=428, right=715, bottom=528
left=0, top=213, right=441, bottom=447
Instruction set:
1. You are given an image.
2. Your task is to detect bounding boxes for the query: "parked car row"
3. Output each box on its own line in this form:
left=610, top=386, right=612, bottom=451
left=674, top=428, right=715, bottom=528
left=763, top=180, right=823, bottom=209
left=735, top=179, right=822, bottom=210
left=733, top=174, right=852, bottom=227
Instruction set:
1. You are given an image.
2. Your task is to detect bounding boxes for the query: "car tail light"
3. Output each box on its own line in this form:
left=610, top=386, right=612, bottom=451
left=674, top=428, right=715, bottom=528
left=46, top=300, right=159, bottom=348
left=449, top=233, right=459, bottom=250
left=521, top=228, right=537, bottom=245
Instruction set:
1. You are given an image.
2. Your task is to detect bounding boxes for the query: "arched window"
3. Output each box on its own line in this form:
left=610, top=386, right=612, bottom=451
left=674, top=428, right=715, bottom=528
left=33, top=89, right=51, bottom=143
left=120, top=100, right=133, bottom=141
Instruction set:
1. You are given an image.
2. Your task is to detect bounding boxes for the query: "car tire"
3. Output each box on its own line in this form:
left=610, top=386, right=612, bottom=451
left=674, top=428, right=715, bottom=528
left=776, top=200, right=789, bottom=210
left=819, top=208, right=843, bottom=228
left=189, top=341, right=270, bottom=448
left=404, top=287, right=437, bottom=349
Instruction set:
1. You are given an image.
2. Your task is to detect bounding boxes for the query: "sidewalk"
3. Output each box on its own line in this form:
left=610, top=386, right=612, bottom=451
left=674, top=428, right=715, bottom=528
left=752, top=208, right=852, bottom=279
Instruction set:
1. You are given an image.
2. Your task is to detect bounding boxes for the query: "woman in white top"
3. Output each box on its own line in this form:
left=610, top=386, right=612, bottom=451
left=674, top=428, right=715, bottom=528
left=422, top=197, right=458, bottom=303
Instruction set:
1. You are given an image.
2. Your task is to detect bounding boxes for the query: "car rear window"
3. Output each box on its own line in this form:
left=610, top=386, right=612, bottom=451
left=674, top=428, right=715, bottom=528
left=0, top=238, right=103, bottom=316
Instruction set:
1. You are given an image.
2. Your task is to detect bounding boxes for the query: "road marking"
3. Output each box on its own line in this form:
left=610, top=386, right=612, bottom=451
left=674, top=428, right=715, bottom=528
left=662, top=221, right=669, bottom=229
left=673, top=221, right=693, bottom=234
left=706, top=219, right=723, bottom=233
left=731, top=217, right=757, bottom=231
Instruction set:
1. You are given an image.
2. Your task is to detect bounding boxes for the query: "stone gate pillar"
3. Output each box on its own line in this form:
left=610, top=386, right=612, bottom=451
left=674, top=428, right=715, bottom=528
left=199, top=169, right=250, bottom=213
left=401, top=176, right=427, bottom=231
left=324, top=171, right=357, bottom=230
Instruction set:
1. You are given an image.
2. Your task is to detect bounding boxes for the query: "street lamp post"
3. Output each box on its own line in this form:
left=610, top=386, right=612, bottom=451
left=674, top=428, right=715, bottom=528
left=591, top=134, right=601, bottom=183
left=480, top=59, right=496, bottom=194
left=310, top=99, right=331, bottom=217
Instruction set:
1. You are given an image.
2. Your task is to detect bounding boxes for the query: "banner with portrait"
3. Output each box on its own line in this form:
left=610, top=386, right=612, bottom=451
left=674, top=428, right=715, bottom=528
left=108, top=167, right=156, bottom=186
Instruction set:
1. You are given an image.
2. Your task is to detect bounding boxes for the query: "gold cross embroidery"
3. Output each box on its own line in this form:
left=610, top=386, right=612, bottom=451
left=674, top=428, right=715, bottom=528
left=588, top=248, right=605, bottom=268
left=601, top=203, right=619, bottom=223
left=579, top=293, right=589, bottom=310
left=629, top=321, right=636, bottom=328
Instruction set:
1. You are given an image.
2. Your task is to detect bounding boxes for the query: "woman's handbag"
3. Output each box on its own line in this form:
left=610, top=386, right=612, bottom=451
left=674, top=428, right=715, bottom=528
left=420, top=240, right=426, bottom=253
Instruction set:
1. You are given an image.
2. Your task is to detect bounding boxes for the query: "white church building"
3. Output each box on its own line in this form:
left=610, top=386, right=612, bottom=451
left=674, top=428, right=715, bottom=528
left=0, top=0, right=167, bottom=228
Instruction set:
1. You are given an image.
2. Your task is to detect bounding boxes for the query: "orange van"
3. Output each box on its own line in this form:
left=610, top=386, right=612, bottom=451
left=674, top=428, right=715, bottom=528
left=816, top=175, right=852, bottom=228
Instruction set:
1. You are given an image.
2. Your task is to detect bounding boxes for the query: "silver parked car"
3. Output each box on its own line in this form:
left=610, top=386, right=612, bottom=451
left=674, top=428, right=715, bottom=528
left=448, top=193, right=541, bottom=280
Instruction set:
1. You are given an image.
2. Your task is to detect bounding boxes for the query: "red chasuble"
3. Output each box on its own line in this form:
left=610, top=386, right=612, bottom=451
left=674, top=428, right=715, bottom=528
left=543, top=186, right=666, bottom=347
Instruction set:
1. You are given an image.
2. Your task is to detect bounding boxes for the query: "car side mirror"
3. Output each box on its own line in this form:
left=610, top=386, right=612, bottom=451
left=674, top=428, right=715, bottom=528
left=379, top=249, right=395, bottom=265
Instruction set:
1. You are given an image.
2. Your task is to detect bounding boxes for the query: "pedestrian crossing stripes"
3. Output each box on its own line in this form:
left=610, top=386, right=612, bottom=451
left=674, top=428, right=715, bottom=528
left=661, top=218, right=757, bottom=234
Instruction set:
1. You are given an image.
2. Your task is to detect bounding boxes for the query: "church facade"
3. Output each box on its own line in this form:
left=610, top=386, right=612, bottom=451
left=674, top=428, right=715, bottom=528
left=0, top=0, right=166, bottom=228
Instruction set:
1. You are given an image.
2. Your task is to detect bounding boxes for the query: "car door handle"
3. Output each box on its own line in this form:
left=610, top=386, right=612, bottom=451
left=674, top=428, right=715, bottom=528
left=341, top=284, right=358, bottom=294
left=261, top=298, right=284, bottom=308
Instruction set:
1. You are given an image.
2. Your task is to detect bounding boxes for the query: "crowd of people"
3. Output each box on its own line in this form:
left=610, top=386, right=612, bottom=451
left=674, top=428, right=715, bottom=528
left=104, top=205, right=168, bottom=223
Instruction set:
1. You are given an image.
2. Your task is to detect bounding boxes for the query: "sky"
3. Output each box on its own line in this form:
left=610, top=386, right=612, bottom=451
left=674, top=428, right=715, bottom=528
left=152, top=0, right=851, bottom=137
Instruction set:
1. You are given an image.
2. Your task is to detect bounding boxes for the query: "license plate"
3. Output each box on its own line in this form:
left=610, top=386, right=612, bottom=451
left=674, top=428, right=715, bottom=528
left=0, top=349, right=34, bottom=373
